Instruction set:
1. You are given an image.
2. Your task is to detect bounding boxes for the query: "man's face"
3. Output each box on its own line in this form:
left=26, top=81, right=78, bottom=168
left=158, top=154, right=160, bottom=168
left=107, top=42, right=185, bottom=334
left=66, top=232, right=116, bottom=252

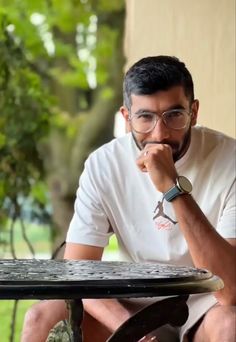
left=120, top=86, right=199, bottom=162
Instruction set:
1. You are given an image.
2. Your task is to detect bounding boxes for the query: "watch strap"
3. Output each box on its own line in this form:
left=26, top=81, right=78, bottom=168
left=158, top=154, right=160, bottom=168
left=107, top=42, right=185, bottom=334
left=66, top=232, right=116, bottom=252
left=163, top=176, right=192, bottom=202
left=163, top=185, right=182, bottom=202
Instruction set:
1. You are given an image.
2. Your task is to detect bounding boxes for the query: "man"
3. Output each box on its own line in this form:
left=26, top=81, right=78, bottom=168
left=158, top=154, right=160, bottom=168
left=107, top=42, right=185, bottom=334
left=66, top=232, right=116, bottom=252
left=22, top=56, right=236, bottom=341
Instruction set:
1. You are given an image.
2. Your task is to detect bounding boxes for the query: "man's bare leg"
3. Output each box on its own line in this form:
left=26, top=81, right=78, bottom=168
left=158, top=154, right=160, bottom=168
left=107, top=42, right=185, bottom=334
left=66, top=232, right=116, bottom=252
left=82, top=312, right=111, bottom=342
left=21, top=300, right=111, bottom=342
left=189, top=305, right=236, bottom=342
left=21, top=300, right=68, bottom=342
left=22, top=298, right=182, bottom=342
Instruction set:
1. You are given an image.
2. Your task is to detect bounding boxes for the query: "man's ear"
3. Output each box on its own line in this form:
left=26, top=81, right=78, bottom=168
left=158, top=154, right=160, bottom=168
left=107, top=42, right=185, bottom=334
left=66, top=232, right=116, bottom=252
left=190, top=100, right=199, bottom=126
left=120, top=106, right=131, bottom=132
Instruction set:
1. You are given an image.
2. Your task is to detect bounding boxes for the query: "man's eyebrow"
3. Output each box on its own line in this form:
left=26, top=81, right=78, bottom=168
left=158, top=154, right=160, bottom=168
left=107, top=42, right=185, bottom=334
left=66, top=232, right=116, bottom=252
left=133, top=104, right=186, bottom=115
left=133, top=109, right=156, bottom=115
left=164, top=104, right=186, bottom=111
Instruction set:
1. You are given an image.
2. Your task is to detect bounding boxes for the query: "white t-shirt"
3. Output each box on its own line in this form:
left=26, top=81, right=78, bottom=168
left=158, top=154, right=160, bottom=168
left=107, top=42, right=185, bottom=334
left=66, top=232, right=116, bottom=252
left=66, top=125, right=235, bottom=337
left=67, top=125, right=235, bottom=262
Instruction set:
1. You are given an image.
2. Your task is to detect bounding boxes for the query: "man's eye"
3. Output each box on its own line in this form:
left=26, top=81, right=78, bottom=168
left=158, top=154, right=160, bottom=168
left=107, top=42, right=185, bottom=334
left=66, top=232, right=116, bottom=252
left=166, top=111, right=183, bottom=118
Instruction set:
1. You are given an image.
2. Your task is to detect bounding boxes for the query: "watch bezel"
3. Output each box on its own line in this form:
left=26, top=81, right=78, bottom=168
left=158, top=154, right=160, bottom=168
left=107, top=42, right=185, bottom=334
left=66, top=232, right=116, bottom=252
left=176, top=176, right=193, bottom=193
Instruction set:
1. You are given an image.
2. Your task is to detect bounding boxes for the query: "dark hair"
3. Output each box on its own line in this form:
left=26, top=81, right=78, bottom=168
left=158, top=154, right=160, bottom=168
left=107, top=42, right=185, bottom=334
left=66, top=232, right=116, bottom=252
left=123, top=56, right=194, bottom=109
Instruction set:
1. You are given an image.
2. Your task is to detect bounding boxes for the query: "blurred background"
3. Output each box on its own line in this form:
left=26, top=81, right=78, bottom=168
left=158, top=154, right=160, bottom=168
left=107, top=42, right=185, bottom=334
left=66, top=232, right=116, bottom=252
left=0, top=0, right=235, bottom=340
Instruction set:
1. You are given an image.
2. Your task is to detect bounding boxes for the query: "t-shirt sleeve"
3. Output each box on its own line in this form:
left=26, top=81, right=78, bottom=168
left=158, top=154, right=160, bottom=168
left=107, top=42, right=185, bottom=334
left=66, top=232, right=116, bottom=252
left=216, top=179, right=236, bottom=238
left=66, top=155, right=112, bottom=247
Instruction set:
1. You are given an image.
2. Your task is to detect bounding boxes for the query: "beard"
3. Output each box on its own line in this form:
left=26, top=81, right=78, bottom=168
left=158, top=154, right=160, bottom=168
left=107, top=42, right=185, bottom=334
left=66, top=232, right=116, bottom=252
left=132, top=126, right=192, bottom=162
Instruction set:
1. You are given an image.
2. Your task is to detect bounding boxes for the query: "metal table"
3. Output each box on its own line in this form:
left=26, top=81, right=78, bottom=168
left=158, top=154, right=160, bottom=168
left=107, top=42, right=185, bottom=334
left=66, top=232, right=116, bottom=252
left=0, top=259, right=223, bottom=341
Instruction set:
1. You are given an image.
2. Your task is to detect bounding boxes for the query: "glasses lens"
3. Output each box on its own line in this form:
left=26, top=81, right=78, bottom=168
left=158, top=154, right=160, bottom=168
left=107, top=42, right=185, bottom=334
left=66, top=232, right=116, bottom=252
left=130, top=112, right=156, bottom=133
left=163, top=109, right=190, bottom=129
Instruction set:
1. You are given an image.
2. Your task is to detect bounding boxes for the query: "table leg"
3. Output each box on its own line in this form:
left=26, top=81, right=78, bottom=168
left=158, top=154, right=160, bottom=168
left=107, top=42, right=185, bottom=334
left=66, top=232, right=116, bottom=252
left=66, top=299, right=84, bottom=342
left=107, top=295, right=189, bottom=342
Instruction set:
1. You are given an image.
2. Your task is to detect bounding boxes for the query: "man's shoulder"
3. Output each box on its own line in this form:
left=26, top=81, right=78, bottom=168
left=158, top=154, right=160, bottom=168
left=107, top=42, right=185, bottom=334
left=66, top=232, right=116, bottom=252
left=192, top=125, right=235, bottom=151
left=85, top=133, right=134, bottom=171
left=83, top=133, right=135, bottom=182
left=91, top=133, right=133, bottom=158
left=189, top=126, right=235, bottom=176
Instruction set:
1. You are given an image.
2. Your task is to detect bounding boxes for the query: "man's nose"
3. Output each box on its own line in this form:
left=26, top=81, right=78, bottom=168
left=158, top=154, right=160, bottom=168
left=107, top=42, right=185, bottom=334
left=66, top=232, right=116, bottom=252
left=150, top=118, right=170, bottom=141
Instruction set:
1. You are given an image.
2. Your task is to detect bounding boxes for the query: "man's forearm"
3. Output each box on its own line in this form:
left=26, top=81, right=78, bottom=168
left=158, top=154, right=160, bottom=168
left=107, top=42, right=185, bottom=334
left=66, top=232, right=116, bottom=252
left=172, top=194, right=236, bottom=305
left=83, top=298, right=131, bottom=333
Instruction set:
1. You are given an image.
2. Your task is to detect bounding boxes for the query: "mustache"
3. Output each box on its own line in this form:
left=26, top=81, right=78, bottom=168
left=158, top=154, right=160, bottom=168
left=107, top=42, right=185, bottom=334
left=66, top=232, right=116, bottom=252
left=142, top=140, right=180, bottom=150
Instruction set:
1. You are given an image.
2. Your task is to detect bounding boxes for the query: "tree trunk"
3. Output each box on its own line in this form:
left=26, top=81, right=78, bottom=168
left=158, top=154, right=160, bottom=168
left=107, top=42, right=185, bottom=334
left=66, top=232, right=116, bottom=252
left=45, top=8, right=125, bottom=254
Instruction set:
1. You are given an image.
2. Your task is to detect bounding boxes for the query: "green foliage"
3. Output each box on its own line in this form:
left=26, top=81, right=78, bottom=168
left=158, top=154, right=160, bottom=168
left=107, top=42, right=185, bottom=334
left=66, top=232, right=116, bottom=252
left=0, top=3, right=124, bottom=340
left=0, top=0, right=125, bottom=236
left=0, top=19, right=51, bottom=227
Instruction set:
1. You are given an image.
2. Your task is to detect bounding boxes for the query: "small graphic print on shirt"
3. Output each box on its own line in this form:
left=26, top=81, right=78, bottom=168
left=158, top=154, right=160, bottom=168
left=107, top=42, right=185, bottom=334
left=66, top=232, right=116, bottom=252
left=153, top=197, right=177, bottom=230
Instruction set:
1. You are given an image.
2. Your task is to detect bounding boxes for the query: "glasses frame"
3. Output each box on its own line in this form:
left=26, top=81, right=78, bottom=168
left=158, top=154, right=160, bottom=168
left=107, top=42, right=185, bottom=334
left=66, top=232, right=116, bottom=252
left=128, top=108, right=192, bottom=134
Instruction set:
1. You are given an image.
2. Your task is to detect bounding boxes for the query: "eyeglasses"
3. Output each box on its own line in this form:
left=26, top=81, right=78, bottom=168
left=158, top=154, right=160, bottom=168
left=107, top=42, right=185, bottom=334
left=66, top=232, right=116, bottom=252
left=129, top=109, right=192, bottom=134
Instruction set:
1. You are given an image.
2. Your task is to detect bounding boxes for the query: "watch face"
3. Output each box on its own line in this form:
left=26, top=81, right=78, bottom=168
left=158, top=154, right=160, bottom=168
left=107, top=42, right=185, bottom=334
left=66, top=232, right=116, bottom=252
left=178, top=176, right=192, bottom=193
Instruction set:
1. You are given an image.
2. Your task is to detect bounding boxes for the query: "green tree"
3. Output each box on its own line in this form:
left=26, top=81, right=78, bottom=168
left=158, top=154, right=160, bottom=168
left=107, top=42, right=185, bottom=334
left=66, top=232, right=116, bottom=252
left=0, top=0, right=125, bottom=253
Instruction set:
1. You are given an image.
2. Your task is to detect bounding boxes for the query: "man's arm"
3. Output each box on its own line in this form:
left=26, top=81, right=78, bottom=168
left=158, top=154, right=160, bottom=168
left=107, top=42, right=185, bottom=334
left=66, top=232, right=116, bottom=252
left=64, top=243, right=131, bottom=333
left=137, top=143, right=236, bottom=306
left=64, top=242, right=104, bottom=260
left=171, top=194, right=236, bottom=305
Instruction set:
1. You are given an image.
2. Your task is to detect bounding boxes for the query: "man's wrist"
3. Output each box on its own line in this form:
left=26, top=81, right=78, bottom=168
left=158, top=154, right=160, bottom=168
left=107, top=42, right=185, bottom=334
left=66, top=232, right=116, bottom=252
left=163, top=176, right=192, bottom=202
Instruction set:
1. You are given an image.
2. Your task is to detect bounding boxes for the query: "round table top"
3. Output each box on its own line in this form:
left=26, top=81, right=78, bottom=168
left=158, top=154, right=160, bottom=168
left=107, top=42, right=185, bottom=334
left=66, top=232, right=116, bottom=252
left=0, top=259, right=224, bottom=299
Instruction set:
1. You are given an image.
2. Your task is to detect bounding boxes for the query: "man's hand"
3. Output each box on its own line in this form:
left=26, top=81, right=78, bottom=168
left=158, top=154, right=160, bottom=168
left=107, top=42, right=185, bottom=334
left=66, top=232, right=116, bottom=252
left=136, top=143, right=177, bottom=193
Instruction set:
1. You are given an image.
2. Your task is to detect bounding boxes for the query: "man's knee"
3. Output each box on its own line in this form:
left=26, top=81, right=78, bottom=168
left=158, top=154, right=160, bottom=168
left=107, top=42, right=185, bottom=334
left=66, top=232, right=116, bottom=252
left=199, top=305, right=236, bottom=341
left=23, top=302, right=46, bottom=328
left=22, top=300, right=67, bottom=342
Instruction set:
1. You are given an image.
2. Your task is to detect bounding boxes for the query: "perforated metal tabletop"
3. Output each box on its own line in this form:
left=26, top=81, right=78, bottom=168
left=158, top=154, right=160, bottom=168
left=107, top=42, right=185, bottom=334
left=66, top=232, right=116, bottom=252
left=0, top=259, right=223, bottom=299
left=0, top=259, right=224, bottom=342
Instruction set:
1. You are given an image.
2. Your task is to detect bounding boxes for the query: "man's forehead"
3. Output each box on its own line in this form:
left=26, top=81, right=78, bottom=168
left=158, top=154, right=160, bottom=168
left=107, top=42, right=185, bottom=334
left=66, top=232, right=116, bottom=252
left=130, top=86, right=190, bottom=110
left=131, top=85, right=187, bottom=99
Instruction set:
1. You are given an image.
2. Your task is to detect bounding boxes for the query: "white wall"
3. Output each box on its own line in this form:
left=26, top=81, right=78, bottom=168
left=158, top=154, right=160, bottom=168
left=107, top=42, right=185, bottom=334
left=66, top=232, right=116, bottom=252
left=125, top=0, right=235, bottom=137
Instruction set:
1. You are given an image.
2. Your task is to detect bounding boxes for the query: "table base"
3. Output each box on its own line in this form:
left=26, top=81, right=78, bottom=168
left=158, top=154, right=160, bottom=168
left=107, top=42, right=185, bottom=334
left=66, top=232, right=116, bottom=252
left=108, top=295, right=189, bottom=341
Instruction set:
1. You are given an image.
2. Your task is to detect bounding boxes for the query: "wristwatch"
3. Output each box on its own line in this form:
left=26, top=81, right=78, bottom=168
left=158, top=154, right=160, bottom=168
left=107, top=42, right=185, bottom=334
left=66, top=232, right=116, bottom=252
left=163, top=176, right=192, bottom=202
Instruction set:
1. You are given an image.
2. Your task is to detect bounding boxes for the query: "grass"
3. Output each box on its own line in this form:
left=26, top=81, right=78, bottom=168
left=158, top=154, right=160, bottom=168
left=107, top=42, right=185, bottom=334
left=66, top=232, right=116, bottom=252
left=0, top=221, right=52, bottom=259
left=0, top=221, right=118, bottom=341
left=0, top=221, right=51, bottom=341
left=0, top=300, right=37, bottom=342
